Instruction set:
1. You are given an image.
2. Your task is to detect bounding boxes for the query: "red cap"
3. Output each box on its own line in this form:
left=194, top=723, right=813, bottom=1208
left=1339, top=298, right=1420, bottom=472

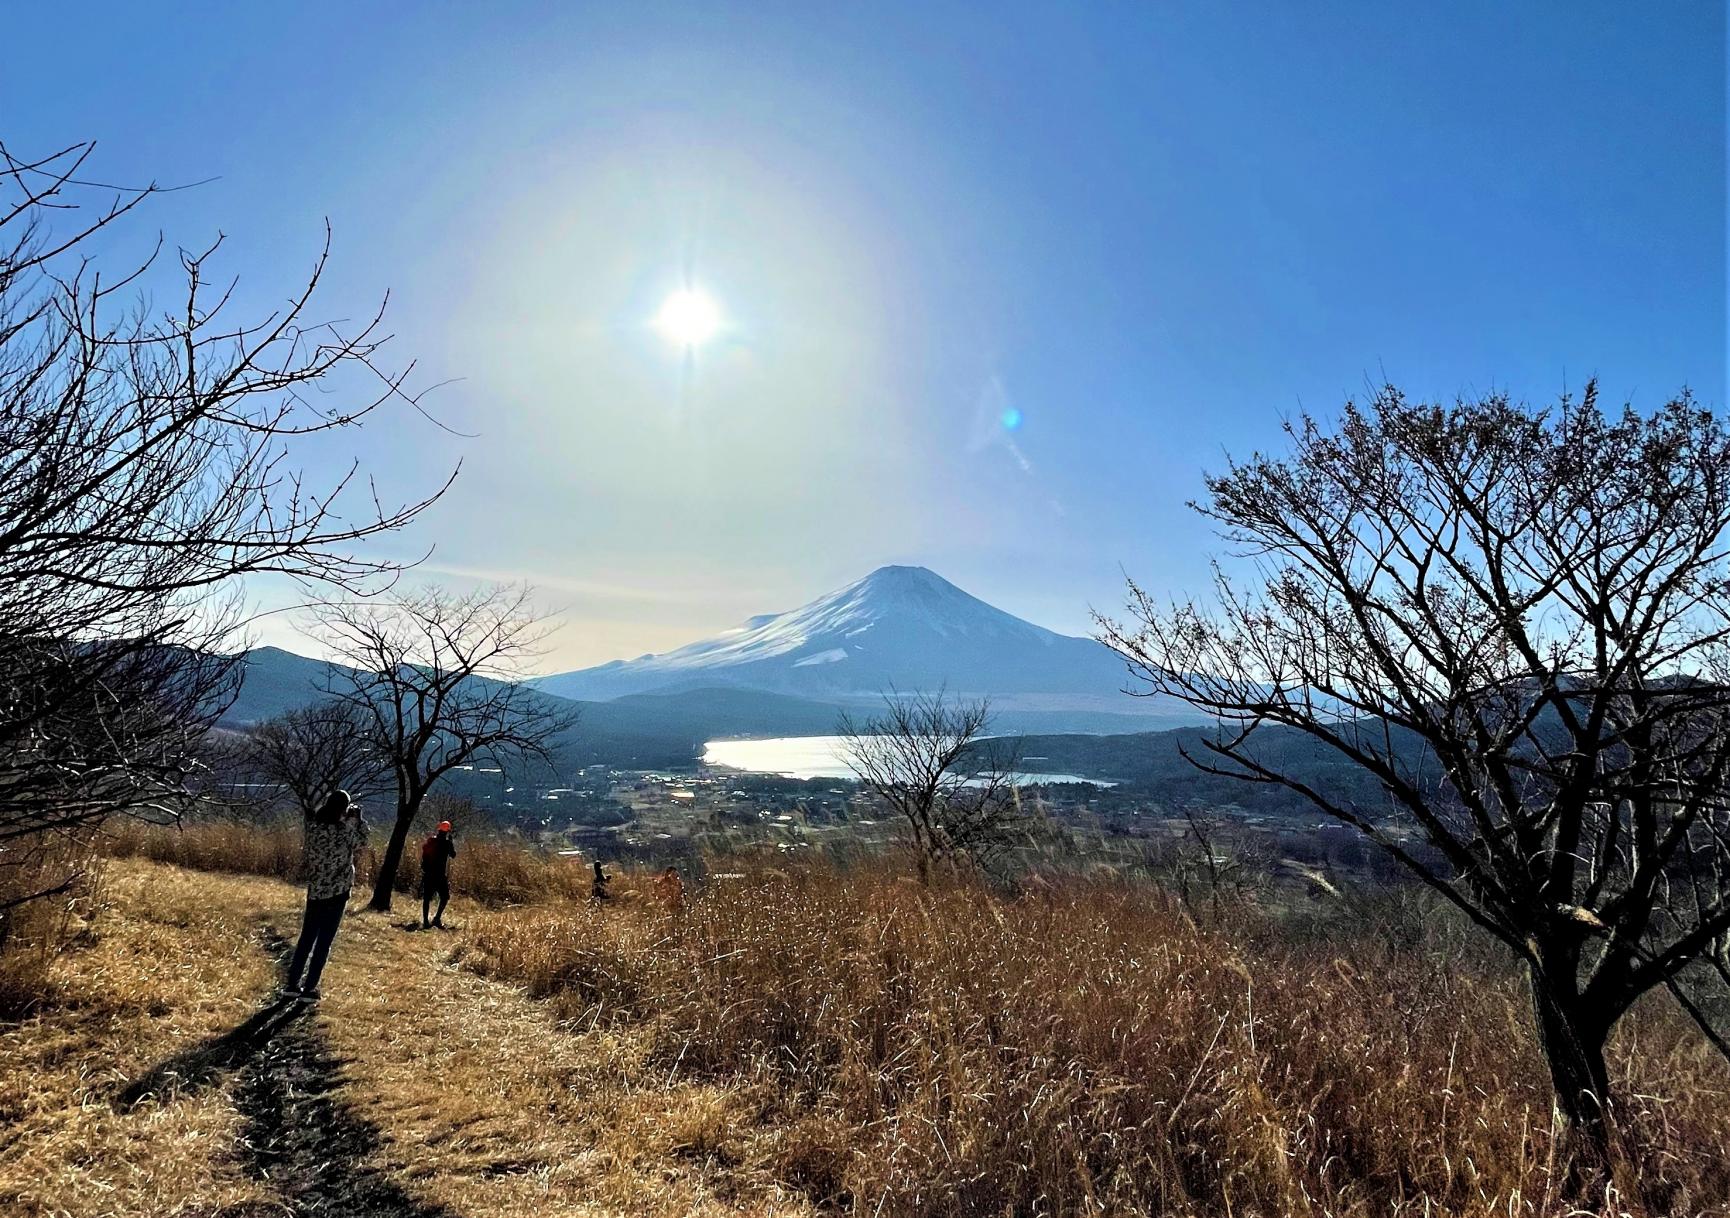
left=438, top=821, right=452, bottom=832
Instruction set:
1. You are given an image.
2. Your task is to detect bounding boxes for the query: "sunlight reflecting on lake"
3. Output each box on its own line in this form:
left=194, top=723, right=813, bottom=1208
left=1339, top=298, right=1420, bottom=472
left=701, top=736, right=1113, bottom=786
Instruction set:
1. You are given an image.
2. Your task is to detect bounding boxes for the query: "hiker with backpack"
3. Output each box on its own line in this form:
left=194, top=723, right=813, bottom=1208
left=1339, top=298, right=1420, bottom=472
left=420, top=820, right=457, bottom=929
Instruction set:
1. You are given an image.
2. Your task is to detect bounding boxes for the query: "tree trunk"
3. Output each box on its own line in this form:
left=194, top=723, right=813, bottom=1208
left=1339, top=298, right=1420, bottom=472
left=1529, top=968, right=1612, bottom=1164
left=369, top=801, right=418, bottom=911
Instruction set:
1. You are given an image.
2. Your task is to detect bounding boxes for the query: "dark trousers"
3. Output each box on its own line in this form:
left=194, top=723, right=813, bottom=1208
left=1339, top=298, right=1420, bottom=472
left=422, top=871, right=449, bottom=924
left=287, top=892, right=348, bottom=990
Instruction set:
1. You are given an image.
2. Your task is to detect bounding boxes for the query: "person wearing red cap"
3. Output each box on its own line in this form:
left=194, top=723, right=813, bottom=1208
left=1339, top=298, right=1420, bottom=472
left=419, top=819, right=457, bottom=929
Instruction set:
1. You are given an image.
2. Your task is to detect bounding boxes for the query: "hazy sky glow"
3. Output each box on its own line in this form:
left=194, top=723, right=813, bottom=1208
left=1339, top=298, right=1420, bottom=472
left=4, top=3, right=1724, bottom=670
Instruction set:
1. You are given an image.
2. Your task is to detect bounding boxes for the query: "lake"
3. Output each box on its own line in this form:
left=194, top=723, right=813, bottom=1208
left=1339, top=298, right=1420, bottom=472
left=701, top=735, right=1114, bottom=786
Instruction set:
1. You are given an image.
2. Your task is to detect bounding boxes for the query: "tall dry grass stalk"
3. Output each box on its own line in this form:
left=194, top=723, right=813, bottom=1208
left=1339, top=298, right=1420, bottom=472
left=463, top=866, right=1730, bottom=1217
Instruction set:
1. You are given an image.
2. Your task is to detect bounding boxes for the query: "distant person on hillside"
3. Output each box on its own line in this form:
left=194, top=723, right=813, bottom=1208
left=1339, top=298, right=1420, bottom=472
left=654, top=865, right=684, bottom=911
left=285, top=789, right=366, bottom=1002
left=591, top=858, right=611, bottom=902
left=420, top=820, right=457, bottom=929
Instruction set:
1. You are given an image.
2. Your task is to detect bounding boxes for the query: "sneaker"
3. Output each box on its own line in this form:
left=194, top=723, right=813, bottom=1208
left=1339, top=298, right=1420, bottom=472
left=297, top=987, right=322, bottom=1003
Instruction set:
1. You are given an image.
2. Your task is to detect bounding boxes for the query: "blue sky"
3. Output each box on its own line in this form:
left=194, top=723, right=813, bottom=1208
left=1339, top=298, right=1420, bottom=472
left=4, top=3, right=1724, bottom=668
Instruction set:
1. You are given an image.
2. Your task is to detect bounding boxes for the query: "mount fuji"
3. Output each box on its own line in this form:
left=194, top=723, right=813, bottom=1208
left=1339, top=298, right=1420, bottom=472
left=536, top=566, right=1196, bottom=727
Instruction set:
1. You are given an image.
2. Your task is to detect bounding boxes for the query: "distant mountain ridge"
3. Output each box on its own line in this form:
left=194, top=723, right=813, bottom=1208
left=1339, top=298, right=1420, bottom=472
left=221, top=648, right=854, bottom=768
left=222, top=645, right=1419, bottom=810
left=218, top=567, right=1205, bottom=775
left=537, top=565, right=1196, bottom=724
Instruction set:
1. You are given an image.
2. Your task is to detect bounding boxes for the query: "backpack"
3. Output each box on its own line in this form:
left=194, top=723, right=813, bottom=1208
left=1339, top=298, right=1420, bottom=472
left=420, top=834, right=439, bottom=865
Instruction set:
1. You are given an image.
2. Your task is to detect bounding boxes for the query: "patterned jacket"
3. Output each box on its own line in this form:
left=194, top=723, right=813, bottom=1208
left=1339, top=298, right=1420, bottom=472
left=302, top=814, right=366, bottom=900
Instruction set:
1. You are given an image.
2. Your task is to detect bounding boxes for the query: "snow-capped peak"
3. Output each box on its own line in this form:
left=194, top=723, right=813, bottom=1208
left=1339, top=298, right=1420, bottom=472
left=537, top=565, right=1121, bottom=703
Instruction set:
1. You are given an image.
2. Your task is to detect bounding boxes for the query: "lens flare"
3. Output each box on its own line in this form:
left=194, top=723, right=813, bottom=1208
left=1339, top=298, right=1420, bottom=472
left=1000, top=407, right=1023, bottom=431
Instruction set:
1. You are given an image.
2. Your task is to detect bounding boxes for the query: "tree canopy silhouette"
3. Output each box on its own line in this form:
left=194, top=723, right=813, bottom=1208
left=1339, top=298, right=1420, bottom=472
left=1100, top=383, right=1730, bottom=1153
left=0, top=138, right=451, bottom=910
left=311, top=585, right=574, bottom=911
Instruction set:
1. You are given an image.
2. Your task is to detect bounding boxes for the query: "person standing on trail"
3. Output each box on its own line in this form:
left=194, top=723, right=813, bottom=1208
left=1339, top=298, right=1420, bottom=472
left=420, top=820, right=457, bottom=929
left=591, top=858, right=611, bottom=903
left=654, top=865, right=684, bottom=912
left=285, top=789, right=366, bottom=1001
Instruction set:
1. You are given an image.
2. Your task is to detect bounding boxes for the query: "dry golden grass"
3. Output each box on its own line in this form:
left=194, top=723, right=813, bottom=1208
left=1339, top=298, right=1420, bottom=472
left=0, top=863, right=279, bottom=1217
left=462, top=869, right=1730, bottom=1218
left=8, top=840, right=1729, bottom=1217
left=102, top=817, right=304, bottom=880
left=310, top=887, right=814, bottom=1216
left=102, top=819, right=591, bottom=905
left=442, top=835, right=593, bottom=906
left=2, top=856, right=811, bottom=1217
left=0, top=834, right=109, bottom=1019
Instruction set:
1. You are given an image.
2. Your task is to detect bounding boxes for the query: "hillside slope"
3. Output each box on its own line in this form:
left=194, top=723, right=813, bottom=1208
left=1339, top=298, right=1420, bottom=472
left=12, top=853, right=1726, bottom=1217
left=223, top=648, right=842, bottom=769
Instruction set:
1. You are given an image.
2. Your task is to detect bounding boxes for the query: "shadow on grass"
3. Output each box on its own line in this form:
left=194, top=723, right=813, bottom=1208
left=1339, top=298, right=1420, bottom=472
left=226, top=928, right=456, bottom=1217
left=117, top=922, right=455, bottom=1216
left=113, top=995, right=306, bottom=1110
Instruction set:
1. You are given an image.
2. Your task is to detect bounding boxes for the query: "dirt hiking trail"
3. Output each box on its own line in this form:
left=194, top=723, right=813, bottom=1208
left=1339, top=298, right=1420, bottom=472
left=64, top=863, right=806, bottom=1218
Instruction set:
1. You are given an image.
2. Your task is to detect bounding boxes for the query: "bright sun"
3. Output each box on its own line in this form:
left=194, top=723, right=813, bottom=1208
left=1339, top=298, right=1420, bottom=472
left=655, top=288, right=721, bottom=348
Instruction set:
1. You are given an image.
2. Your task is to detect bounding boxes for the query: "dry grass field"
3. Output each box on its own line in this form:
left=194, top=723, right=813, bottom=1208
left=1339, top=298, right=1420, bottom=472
left=2, top=826, right=1727, bottom=1217
left=0, top=863, right=284, bottom=1216
left=1, top=854, right=810, bottom=1218
left=460, top=868, right=1730, bottom=1217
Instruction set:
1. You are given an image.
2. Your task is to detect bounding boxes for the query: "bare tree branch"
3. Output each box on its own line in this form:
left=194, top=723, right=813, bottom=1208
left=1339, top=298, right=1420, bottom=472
left=1098, top=383, right=1730, bottom=1154
left=309, top=584, right=577, bottom=910
left=238, top=700, right=390, bottom=817
left=839, top=690, right=1025, bottom=879
left=0, top=137, right=452, bottom=911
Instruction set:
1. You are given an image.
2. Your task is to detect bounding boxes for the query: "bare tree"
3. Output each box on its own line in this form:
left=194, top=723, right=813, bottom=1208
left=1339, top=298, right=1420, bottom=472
left=0, top=139, right=451, bottom=911
left=1164, top=806, right=1260, bottom=917
left=839, top=691, right=1024, bottom=879
left=1098, top=384, right=1730, bottom=1154
left=311, top=585, right=576, bottom=910
left=241, top=700, right=388, bottom=818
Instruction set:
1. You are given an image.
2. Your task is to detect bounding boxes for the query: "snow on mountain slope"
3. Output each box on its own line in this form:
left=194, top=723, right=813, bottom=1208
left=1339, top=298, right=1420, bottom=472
left=535, top=566, right=1175, bottom=715
left=626, top=567, right=1053, bottom=668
